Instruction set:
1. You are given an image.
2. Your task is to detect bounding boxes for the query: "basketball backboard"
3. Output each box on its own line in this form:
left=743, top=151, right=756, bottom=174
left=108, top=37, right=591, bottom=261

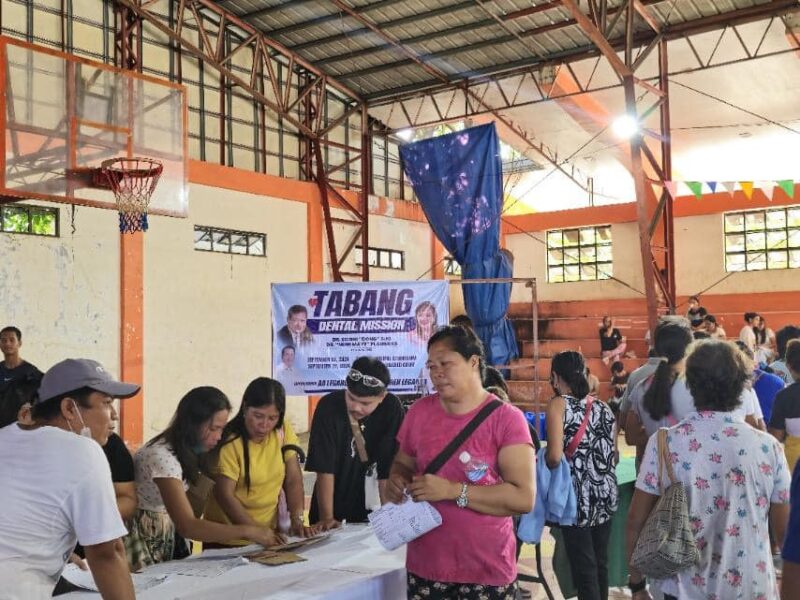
left=0, top=36, right=188, bottom=217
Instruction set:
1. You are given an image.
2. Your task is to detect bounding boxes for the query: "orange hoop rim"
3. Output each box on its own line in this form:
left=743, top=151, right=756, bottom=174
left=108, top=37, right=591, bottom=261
left=100, top=157, right=164, bottom=181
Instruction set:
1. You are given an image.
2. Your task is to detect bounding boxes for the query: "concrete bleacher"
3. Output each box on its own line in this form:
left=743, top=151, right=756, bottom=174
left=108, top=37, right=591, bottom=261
left=503, top=292, right=800, bottom=414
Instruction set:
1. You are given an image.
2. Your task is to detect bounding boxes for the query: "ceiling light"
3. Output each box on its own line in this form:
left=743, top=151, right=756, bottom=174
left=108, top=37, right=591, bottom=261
left=396, top=128, right=414, bottom=141
left=611, top=114, right=639, bottom=139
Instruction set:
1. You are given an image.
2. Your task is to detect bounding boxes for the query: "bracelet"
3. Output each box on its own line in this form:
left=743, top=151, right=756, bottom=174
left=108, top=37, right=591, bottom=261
left=291, top=513, right=305, bottom=523
left=628, top=577, right=646, bottom=593
left=456, top=483, right=469, bottom=509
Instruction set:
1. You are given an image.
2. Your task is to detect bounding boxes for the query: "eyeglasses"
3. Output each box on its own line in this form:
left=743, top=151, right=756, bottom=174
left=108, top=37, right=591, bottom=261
left=347, top=368, right=386, bottom=389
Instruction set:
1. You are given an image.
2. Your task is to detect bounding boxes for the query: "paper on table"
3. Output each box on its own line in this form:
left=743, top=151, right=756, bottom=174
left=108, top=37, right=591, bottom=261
left=368, top=498, right=442, bottom=551
left=145, top=556, right=247, bottom=578
left=61, top=563, right=171, bottom=592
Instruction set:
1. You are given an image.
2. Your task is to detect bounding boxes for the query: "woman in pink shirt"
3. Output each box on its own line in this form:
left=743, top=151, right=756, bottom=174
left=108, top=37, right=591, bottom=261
left=386, top=326, right=535, bottom=599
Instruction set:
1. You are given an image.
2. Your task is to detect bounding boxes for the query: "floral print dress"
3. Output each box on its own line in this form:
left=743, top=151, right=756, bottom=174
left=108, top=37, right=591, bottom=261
left=635, top=411, right=791, bottom=599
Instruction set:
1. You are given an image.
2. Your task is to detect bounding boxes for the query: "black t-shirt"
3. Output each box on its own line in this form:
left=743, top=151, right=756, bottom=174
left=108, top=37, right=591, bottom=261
left=306, top=390, right=404, bottom=523
left=769, top=382, right=800, bottom=432
left=0, top=360, right=42, bottom=392
left=73, top=433, right=134, bottom=559
left=599, top=328, right=622, bottom=352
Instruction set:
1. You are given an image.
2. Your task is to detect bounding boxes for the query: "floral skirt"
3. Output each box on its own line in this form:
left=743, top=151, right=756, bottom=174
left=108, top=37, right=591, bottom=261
left=407, top=572, right=518, bottom=600
left=124, top=509, right=176, bottom=571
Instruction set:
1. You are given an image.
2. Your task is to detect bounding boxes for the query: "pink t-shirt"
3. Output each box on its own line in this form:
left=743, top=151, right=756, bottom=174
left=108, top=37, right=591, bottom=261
left=397, top=394, right=533, bottom=585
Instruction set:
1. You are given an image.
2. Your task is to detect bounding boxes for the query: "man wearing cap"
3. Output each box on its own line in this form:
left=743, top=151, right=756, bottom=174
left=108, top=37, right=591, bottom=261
left=0, top=358, right=138, bottom=599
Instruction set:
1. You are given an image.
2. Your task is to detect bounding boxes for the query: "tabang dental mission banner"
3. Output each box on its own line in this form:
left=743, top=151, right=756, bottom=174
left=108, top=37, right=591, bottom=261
left=271, top=281, right=449, bottom=395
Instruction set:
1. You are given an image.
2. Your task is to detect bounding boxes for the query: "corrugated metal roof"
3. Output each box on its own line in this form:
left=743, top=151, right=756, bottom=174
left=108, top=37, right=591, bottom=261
left=218, top=0, right=797, bottom=99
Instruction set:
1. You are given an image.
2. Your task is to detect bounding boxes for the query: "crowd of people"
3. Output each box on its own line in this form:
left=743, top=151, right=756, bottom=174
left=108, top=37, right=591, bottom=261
left=1, top=305, right=800, bottom=600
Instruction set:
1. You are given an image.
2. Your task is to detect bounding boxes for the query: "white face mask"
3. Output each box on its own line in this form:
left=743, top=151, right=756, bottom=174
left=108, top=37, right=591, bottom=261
left=70, top=400, right=93, bottom=439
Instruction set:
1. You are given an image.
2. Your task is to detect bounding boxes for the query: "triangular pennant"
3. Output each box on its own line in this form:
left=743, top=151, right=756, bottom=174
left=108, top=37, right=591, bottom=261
left=761, top=183, right=774, bottom=201
left=665, top=181, right=678, bottom=199
left=686, top=181, right=703, bottom=199
left=740, top=181, right=754, bottom=199
left=721, top=181, right=736, bottom=195
left=778, top=179, right=795, bottom=198
left=707, top=181, right=717, bottom=193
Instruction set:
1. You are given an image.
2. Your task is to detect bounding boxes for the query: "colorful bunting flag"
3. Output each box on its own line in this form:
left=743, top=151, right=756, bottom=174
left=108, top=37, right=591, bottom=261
left=721, top=181, right=737, bottom=195
left=762, top=183, right=774, bottom=201
left=740, top=181, right=754, bottom=199
left=707, top=181, right=717, bottom=193
left=685, top=181, right=703, bottom=199
left=778, top=180, right=795, bottom=199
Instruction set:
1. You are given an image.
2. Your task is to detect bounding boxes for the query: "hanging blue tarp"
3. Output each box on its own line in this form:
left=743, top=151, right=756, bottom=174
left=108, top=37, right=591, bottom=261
left=400, top=123, right=519, bottom=368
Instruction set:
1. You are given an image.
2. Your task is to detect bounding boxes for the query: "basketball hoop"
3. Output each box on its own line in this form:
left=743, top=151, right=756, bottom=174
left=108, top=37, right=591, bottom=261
left=100, top=157, right=163, bottom=233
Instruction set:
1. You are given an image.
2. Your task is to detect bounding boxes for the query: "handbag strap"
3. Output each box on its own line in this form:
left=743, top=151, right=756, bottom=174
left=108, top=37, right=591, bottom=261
left=349, top=417, right=370, bottom=464
left=656, top=428, right=677, bottom=489
left=424, top=399, right=502, bottom=475
left=565, top=395, right=594, bottom=459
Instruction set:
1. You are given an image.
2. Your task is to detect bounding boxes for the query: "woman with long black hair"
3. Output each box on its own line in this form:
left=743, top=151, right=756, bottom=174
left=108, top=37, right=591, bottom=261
left=545, top=350, right=617, bottom=600
left=126, top=387, right=279, bottom=570
left=204, top=377, right=312, bottom=543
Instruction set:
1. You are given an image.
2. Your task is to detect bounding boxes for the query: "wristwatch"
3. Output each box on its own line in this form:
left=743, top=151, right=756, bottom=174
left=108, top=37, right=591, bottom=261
left=291, top=513, right=305, bottom=525
left=456, top=483, right=469, bottom=509
left=628, top=577, right=647, bottom=594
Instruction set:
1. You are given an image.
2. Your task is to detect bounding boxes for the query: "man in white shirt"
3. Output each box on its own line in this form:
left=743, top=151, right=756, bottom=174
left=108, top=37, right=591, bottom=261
left=0, top=358, right=138, bottom=599
left=275, top=345, right=298, bottom=393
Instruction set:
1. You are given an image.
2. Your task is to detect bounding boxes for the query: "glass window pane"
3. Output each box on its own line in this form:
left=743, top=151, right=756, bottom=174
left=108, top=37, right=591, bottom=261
left=766, top=210, right=786, bottom=230
left=564, top=265, right=580, bottom=282
left=30, top=208, right=56, bottom=236
left=212, top=231, right=230, bottom=252
left=563, top=229, right=580, bottom=247
left=788, top=229, right=800, bottom=248
left=597, top=245, right=613, bottom=262
left=579, top=228, right=595, bottom=245
left=596, top=226, right=612, bottom=243
left=2, top=206, right=29, bottom=232
left=745, top=212, right=765, bottom=231
left=391, top=252, right=403, bottom=269
left=547, top=231, right=562, bottom=248
left=249, top=236, right=265, bottom=256
left=726, top=253, right=745, bottom=272
left=724, top=213, right=744, bottom=233
left=768, top=251, right=788, bottom=269
left=597, top=263, right=612, bottom=279
left=788, top=208, right=800, bottom=228
left=194, top=228, right=211, bottom=251
left=790, top=249, right=800, bottom=268
left=580, top=265, right=597, bottom=280
left=548, top=267, right=564, bottom=283
left=745, top=232, right=765, bottom=251
left=767, top=231, right=787, bottom=250
left=230, top=235, right=248, bottom=254
left=579, top=246, right=596, bottom=263
left=379, top=250, right=391, bottom=268
left=548, top=250, right=563, bottom=266
left=563, top=248, right=579, bottom=265
left=725, top=234, right=745, bottom=253
left=746, top=251, right=766, bottom=270
left=368, top=249, right=378, bottom=266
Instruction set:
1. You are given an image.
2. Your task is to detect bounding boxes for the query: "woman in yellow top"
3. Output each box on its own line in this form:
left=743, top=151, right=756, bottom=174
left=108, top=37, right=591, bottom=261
left=204, top=378, right=312, bottom=543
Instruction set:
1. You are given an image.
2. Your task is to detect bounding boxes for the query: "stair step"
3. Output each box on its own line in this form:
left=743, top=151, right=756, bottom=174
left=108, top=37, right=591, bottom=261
left=509, top=298, right=649, bottom=319
left=521, top=338, right=650, bottom=358
left=514, top=318, right=649, bottom=341
left=506, top=357, right=645, bottom=381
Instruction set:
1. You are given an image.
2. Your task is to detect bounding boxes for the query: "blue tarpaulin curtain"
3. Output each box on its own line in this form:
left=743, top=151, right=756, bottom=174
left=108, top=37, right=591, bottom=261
left=400, top=123, right=519, bottom=368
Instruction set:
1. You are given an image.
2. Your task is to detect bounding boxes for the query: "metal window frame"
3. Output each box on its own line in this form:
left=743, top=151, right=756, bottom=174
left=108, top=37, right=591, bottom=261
left=723, top=205, right=800, bottom=272
left=0, top=203, right=59, bottom=237
left=546, top=225, right=613, bottom=283
left=354, top=244, right=405, bottom=271
left=193, top=224, right=266, bottom=258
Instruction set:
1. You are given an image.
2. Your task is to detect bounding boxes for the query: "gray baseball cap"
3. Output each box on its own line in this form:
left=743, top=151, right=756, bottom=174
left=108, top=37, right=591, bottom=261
left=37, top=358, right=140, bottom=403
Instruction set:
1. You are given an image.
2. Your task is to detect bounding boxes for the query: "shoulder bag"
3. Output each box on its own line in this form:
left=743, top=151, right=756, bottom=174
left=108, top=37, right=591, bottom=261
left=630, top=428, right=699, bottom=578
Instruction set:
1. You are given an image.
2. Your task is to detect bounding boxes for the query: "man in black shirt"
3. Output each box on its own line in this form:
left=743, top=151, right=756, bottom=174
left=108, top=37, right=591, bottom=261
left=306, top=356, right=404, bottom=529
left=0, top=326, right=42, bottom=393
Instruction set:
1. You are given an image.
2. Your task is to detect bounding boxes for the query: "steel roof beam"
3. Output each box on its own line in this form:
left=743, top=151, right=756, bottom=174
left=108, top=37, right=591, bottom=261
left=365, top=0, right=800, bottom=101
left=252, top=0, right=405, bottom=36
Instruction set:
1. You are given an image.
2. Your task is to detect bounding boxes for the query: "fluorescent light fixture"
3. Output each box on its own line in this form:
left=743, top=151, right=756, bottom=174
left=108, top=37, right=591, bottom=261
left=611, top=114, right=639, bottom=139
left=397, top=128, right=414, bottom=141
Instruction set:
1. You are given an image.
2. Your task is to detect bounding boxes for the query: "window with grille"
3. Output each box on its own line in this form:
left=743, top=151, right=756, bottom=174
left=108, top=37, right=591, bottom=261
left=724, top=206, right=800, bottom=272
left=546, top=225, right=612, bottom=283
left=1, top=204, right=58, bottom=237
left=444, top=256, right=461, bottom=276
left=193, top=226, right=266, bottom=257
left=354, top=245, right=404, bottom=270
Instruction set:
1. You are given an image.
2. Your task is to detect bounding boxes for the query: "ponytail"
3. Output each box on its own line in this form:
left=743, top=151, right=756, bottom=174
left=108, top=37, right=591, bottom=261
left=551, top=351, right=590, bottom=400
left=642, top=316, right=693, bottom=421
left=642, top=361, right=676, bottom=420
